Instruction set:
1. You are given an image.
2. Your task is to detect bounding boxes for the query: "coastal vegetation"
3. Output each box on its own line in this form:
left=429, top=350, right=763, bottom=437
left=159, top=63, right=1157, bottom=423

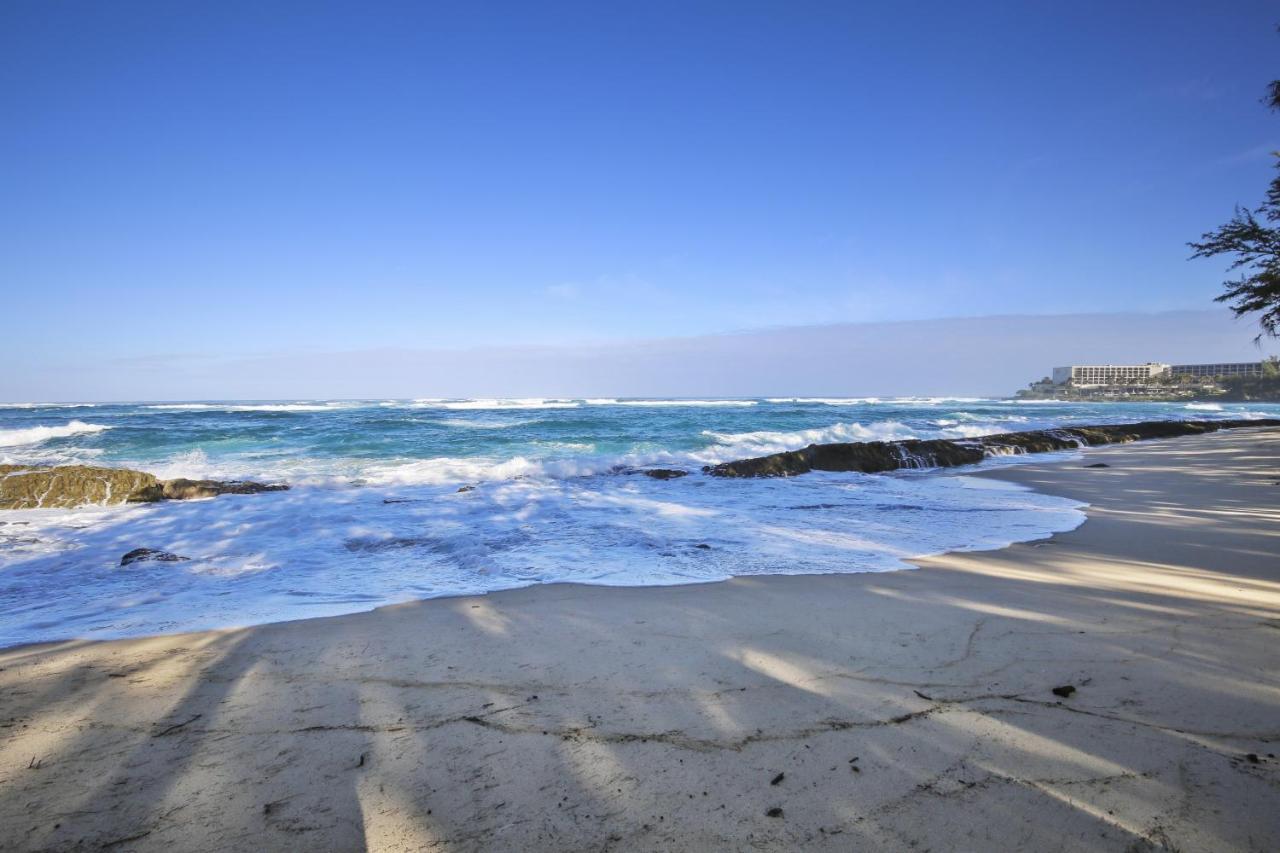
left=1190, top=74, right=1280, bottom=338
left=1216, top=370, right=1280, bottom=400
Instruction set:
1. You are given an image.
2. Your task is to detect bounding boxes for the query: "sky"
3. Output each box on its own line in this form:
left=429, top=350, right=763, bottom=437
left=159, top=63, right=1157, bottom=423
left=5, top=310, right=1274, bottom=401
left=2, top=1, right=1279, bottom=398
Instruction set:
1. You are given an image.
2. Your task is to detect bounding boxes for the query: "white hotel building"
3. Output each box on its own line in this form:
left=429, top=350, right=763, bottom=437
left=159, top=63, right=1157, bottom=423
left=1051, top=363, right=1170, bottom=387
left=1170, top=362, right=1267, bottom=379
left=1050, top=361, right=1265, bottom=387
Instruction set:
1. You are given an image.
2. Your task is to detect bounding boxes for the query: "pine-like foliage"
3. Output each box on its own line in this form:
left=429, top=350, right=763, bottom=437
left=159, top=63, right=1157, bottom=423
left=1189, top=80, right=1280, bottom=339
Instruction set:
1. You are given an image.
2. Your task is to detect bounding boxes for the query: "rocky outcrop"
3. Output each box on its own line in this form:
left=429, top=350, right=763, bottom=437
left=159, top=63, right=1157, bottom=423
left=120, top=548, right=190, bottom=566
left=0, top=465, right=288, bottom=509
left=0, top=465, right=160, bottom=510
left=705, top=418, right=1280, bottom=478
left=129, top=478, right=289, bottom=502
left=643, top=469, right=689, bottom=480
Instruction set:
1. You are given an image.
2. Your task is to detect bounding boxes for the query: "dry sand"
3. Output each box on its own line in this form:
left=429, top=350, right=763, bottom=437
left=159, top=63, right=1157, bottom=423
left=1, top=428, right=1278, bottom=852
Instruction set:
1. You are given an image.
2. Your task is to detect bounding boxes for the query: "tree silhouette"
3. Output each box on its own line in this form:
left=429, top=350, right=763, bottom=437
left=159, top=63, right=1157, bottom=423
left=1188, top=79, right=1280, bottom=339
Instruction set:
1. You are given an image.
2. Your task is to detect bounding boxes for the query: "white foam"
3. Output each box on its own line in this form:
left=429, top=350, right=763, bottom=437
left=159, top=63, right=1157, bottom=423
left=139, top=449, right=217, bottom=480
left=363, top=455, right=567, bottom=485
left=310, top=418, right=1054, bottom=488
left=1184, top=402, right=1223, bottom=411
left=360, top=449, right=682, bottom=486
left=144, top=404, right=221, bottom=410
left=535, top=441, right=596, bottom=452
left=104, top=412, right=1087, bottom=493
left=6, top=396, right=1274, bottom=647
left=0, top=468, right=1086, bottom=647
left=704, top=421, right=907, bottom=455
left=893, top=397, right=991, bottom=404
left=437, top=418, right=532, bottom=429
left=1, top=403, right=99, bottom=409
left=0, top=420, right=111, bottom=447
left=766, top=397, right=881, bottom=405
left=225, top=404, right=344, bottom=412
left=144, top=402, right=356, bottom=412
left=417, top=399, right=581, bottom=410
left=766, top=397, right=993, bottom=405
left=586, top=399, right=759, bottom=407
left=943, top=425, right=1008, bottom=438
left=701, top=419, right=1016, bottom=459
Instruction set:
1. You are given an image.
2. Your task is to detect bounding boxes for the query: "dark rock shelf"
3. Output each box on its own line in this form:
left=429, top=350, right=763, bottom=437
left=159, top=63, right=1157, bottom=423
left=704, top=418, right=1280, bottom=478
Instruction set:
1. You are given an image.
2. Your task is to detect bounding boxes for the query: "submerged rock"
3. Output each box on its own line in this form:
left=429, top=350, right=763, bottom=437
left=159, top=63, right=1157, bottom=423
left=705, top=418, right=1280, bottom=478
left=0, top=464, right=288, bottom=509
left=343, top=536, right=431, bottom=553
left=643, top=469, right=689, bottom=480
left=120, top=548, right=190, bottom=566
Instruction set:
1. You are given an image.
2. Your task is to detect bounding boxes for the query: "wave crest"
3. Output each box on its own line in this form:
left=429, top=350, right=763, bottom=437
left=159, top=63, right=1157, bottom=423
left=0, top=420, right=112, bottom=448
left=586, top=399, right=758, bottom=407
left=145, top=402, right=357, bottom=412
left=702, top=419, right=1033, bottom=459
left=417, top=399, right=581, bottom=410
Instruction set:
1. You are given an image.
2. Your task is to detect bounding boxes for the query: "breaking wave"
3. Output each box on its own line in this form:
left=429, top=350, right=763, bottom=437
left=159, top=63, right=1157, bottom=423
left=702, top=419, right=1019, bottom=458
left=0, top=420, right=112, bottom=448
left=765, top=397, right=882, bottom=405
left=586, top=399, right=758, bottom=407
left=417, top=399, right=581, bottom=410
left=3, top=397, right=1277, bottom=646
left=764, top=397, right=994, bottom=406
left=144, top=402, right=361, bottom=412
left=0, top=403, right=99, bottom=409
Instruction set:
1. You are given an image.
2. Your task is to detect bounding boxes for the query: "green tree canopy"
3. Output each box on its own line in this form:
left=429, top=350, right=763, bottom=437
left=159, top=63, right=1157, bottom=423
left=1188, top=82, right=1280, bottom=338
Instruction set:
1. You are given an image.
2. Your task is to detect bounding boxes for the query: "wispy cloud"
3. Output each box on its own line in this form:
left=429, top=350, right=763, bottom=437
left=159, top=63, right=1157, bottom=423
left=1213, top=142, right=1279, bottom=168
left=1164, top=77, right=1225, bottom=103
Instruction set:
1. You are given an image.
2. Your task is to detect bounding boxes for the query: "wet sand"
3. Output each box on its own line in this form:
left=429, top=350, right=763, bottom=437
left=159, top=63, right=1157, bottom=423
left=1, top=427, right=1278, bottom=852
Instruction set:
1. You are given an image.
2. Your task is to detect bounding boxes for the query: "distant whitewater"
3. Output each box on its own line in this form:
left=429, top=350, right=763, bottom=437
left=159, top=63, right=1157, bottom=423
left=2, top=397, right=1277, bottom=646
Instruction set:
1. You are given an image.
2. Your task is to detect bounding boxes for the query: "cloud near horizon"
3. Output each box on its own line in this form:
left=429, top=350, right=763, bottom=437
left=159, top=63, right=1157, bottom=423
left=4, top=310, right=1276, bottom=403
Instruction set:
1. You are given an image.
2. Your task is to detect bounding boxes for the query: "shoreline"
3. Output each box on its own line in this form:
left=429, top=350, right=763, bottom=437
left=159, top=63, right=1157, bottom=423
left=5, top=417, right=1274, bottom=648
left=1, top=428, right=1278, bottom=850
left=0, top=454, right=1089, bottom=653
left=0, top=424, right=1259, bottom=657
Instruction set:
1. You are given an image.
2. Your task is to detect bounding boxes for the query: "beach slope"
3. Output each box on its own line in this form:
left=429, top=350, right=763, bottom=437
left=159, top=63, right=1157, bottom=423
left=1, top=428, right=1278, bottom=852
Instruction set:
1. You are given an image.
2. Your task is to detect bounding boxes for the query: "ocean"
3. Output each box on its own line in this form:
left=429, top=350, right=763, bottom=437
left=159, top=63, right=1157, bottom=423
left=2, top=397, right=1276, bottom=647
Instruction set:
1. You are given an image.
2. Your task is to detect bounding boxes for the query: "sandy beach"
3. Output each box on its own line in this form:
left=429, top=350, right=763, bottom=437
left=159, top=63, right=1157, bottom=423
left=1, top=427, right=1278, bottom=852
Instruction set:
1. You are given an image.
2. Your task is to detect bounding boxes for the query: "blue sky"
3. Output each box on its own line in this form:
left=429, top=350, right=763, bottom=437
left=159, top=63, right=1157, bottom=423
left=2, top=310, right=1270, bottom=401
left=2, top=1, right=1279, bottom=396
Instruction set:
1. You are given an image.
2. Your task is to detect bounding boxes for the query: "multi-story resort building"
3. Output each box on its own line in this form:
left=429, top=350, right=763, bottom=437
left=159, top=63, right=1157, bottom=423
left=1050, top=363, right=1170, bottom=387
left=1169, top=362, right=1266, bottom=379
left=1049, top=361, right=1265, bottom=387
left=1022, top=360, right=1273, bottom=399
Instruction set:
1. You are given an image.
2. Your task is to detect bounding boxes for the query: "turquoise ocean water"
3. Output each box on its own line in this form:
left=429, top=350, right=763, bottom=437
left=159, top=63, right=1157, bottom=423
left=1, top=397, right=1275, bottom=646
